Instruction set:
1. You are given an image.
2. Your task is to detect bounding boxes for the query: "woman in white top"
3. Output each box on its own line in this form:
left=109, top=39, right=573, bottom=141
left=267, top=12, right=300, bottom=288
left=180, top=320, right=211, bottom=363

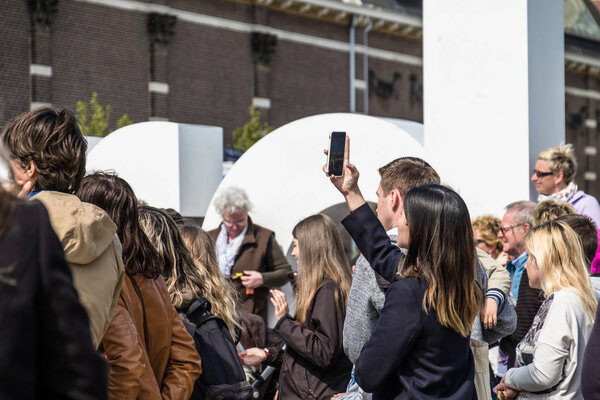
left=494, top=220, right=597, bottom=399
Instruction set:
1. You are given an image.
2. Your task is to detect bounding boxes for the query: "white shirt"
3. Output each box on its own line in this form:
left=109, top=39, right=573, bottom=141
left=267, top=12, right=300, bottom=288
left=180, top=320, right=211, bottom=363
left=215, top=223, right=248, bottom=277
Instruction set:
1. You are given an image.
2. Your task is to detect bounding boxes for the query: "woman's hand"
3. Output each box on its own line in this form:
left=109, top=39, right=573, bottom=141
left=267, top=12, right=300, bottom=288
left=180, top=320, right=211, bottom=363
left=239, top=347, right=267, bottom=366
left=322, top=136, right=365, bottom=212
left=481, top=297, right=498, bottom=329
left=270, top=289, right=289, bottom=321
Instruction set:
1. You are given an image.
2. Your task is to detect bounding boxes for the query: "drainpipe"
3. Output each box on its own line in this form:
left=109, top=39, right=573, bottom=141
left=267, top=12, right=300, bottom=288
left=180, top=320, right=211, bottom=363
left=363, top=19, right=372, bottom=115
left=349, top=15, right=357, bottom=113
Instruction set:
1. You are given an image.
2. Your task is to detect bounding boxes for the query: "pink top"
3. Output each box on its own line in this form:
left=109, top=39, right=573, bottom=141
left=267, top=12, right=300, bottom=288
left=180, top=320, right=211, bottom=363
left=591, top=228, right=600, bottom=275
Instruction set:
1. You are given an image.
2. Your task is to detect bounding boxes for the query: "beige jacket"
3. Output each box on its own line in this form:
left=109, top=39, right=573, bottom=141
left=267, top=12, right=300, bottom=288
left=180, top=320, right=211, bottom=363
left=476, top=248, right=511, bottom=295
left=34, top=191, right=125, bottom=348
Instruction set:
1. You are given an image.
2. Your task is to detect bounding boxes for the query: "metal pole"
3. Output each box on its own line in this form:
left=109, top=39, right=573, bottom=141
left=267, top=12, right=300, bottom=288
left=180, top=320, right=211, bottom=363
left=349, top=15, right=357, bottom=113
left=363, top=19, right=372, bottom=114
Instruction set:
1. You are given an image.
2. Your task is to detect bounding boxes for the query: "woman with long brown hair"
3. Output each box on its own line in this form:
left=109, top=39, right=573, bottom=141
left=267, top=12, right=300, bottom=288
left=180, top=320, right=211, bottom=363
left=240, top=213, right=353, bottom=400
left=76, top=172, right=201, bottom=399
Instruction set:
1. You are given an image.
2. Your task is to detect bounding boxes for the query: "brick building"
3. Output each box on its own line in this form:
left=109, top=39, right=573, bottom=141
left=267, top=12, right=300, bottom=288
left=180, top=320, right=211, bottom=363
left=1, top=0, right=600, bottom=198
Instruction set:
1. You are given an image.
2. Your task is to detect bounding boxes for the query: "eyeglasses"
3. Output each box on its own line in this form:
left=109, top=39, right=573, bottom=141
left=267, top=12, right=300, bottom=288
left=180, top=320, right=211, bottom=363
left=532, top=170, right=554, bottom=178
left=499, top=223, right=524, bottom=235
left=223, top=220, right=246, bottom=227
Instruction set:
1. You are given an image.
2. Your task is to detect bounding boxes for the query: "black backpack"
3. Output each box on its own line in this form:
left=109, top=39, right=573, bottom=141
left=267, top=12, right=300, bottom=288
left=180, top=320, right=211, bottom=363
left=184, top=298, right=254, bottom=400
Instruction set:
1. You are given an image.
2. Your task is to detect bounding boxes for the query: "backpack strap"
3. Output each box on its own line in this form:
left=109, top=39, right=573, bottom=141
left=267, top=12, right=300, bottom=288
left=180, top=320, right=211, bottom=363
left=127, top=273, right=149, bottom=350
left=186, top=298, right=215, bottom=326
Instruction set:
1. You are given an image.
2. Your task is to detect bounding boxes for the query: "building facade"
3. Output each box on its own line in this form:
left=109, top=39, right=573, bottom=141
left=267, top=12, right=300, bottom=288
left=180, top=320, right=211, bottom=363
left=1, top=0, right=600, bottom=198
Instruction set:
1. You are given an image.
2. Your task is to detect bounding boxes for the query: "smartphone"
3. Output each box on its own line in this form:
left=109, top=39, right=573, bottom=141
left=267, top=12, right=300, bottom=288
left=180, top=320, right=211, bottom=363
left=327, top=131, right=346, bottom=177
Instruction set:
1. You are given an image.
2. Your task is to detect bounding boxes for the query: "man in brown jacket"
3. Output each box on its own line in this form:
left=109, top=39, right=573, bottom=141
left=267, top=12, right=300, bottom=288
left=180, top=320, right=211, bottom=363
left=2, top=107, right=125, bottom=349
left=209, top=187, right=292, bottom=324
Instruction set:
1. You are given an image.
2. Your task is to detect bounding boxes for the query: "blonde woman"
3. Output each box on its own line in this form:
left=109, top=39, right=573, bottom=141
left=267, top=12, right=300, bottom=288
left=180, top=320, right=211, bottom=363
left=240, top=214, right=353, bottom=400
left=533, top=144, right=600, bottom=227
left=494, top=220, right=597, bottom=399
left=179, top=224, right=241, bottom=340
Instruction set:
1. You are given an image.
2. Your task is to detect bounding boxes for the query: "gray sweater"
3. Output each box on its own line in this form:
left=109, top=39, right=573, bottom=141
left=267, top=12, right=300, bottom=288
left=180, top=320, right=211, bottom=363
left=339, top=255, right=388, bottom=400
left=343, top=255, right=387, bottom=364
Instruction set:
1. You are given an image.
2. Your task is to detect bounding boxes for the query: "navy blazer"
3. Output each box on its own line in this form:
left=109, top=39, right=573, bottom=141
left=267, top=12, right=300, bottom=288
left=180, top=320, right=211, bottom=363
left=342, top=203, right=477, bottom=400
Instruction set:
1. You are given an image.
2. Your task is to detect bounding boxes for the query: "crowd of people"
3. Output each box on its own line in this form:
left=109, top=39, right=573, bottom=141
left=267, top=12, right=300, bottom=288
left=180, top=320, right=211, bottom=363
left=2, top=106, right=600, bottom=400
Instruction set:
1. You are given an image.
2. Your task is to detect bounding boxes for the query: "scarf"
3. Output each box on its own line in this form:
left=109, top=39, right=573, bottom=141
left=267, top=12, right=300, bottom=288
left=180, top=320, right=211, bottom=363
left=537, top=181, right=578, bottom=203
left=215, top=223, right=247, bottom=277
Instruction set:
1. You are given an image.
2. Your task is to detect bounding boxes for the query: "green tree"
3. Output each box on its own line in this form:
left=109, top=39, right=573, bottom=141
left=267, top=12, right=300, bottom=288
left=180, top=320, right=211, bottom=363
left=117, top=114, right=133, bottom=130
left=233, top=106, right=274, bottom=151
left=76, top=93, right=133, bottom=137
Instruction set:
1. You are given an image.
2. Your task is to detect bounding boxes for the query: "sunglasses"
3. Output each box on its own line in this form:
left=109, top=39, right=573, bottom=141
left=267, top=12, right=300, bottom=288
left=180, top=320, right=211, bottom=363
left=532, top=170, right=554, bottom=178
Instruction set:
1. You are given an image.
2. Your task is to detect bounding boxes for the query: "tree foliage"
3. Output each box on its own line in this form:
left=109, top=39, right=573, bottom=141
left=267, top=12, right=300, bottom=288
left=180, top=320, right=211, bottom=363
left=233, top=106, right=274, bottom=151
left=76, top=93, right=133, bottom=137
left=117, top=114, right=133, bottom=130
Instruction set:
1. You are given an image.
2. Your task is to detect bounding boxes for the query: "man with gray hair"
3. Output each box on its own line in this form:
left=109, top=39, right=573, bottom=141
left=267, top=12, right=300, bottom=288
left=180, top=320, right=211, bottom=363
left=209, top=187, right=292, bottom=324
left=498, top=201, right=536, bottom=304
left=498, top=201, right=543, bottom=370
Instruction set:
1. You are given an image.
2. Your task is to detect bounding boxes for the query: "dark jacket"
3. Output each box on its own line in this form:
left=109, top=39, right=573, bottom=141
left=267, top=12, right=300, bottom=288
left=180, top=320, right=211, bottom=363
left=582, top=301, right=600, bottom=399
left=342, top=203, right=477, bottom=400
left=209, top=218, right=292, bottom=322
left=269, top=279, right=352, bottom=400
left=0, top=199, right=107, bottom=400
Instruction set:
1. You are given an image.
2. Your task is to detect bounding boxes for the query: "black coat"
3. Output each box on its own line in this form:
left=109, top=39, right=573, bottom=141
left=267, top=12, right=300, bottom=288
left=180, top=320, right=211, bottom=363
left=0, top=199, right=107, bottom=400
left=342, top=203, right=477, bottom=400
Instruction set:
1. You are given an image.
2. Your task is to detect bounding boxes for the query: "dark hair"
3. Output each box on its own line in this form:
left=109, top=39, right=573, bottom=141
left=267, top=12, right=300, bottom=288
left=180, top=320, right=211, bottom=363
left=1, top=107, right=87, bottom=193
left=556, top=214, right=598, bottom=270
left=378, top=157, right=440, bottom=196
left=76, top=172, right=162, bottom=279
left=403, top=184, right=480, bottom=336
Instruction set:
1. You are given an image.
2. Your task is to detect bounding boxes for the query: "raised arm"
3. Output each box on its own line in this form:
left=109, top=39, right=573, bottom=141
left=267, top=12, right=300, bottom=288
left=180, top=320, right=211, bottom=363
left=342, top=203, right=404, bottom=282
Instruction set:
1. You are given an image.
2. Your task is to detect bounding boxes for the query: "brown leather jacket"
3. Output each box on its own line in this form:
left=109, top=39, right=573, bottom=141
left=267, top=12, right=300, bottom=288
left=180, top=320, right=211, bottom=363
left=100, top=274, right=202, bottom=399
left=209, top=218, right=292, bottom=323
